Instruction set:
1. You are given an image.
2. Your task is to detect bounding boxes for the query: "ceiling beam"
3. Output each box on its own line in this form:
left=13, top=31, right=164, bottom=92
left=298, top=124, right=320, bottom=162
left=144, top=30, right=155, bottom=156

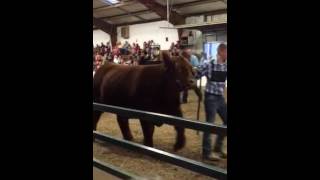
left=173, top=0, right=223, bottom=9
left=93, top=5, right=109, bottom=10
left=116, top=18, right=164, bottom=27
left=98, top=10, right=152, bottom=19
left=93, top=17, right=115, bottom=34
left=184, top=9, right=227, bottom=17
left=196, top=23, right=227, bottom=33
left=116, top=6, right=145, bottom=21
left=136, top=0, right=185, bottom=25
left=99, top=10, right=152, bottom=20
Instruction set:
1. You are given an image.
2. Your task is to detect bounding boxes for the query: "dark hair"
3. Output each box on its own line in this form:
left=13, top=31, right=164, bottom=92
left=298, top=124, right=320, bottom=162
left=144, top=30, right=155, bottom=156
left=217, top=43, right=227, bottom=52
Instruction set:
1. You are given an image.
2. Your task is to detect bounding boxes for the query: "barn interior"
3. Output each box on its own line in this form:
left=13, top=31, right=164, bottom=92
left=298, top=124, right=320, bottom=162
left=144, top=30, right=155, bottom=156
left=93, top=0, right=227, bottom=179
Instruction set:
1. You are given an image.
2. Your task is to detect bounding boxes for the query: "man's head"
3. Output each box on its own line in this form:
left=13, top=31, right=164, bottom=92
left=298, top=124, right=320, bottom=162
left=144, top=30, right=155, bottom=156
left=217, top=43, right=227, bottom=60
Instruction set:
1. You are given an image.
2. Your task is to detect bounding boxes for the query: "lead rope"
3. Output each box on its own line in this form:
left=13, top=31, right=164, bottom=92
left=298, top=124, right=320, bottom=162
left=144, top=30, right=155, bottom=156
left=196, top=78, right=202, bottom=135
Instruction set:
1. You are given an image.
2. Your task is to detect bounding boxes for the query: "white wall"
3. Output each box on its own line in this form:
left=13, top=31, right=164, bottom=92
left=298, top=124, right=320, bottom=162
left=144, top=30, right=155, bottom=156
left=117, top=21, right=179, bottom=50
left=93, top=29, right=111, bottom=46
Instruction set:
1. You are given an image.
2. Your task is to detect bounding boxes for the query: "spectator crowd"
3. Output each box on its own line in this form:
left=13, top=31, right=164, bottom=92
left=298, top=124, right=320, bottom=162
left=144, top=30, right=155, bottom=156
left=93, top=39, right=208, bottom=72
left=93, top=40, right=164, bottom=71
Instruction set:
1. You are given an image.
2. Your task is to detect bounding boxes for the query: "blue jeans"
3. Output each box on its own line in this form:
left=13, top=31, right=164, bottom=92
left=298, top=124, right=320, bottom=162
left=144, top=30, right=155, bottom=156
left=202, top=93, right=227, bottom=157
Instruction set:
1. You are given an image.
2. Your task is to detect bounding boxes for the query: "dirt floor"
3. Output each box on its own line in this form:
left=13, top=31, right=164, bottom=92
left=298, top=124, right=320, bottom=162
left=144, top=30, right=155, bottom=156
left=93, top=167, right=121, bottom=180
left=93, top=89, right=227, bottom=180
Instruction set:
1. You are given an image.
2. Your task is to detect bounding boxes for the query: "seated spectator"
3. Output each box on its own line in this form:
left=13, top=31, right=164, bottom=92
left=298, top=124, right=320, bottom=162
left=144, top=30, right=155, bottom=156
left=133, top=56, right=139, bottom=66
left=127, top=43, right=132, bottom=55
left=106, top=42, right=111, bottom=54
left=139, top=51, right=150, bottom=65
left=112, top=43, right=120, bottom=56
left=107, top=53, right=113, bottom=63
left=143, top=42, right=147, bottom=50
left=113, top=55, right=120, bottom=64
left=170, top=42, right=175, bottom=51
left=132, top=43, right=136, bottom=54
left=123, top=41, right=130, bottom=49
left=100, top=42, right=106, bottom=49
left=135, top=44, right=141, bottom=54
left=120, top=41, right=130, bottom=55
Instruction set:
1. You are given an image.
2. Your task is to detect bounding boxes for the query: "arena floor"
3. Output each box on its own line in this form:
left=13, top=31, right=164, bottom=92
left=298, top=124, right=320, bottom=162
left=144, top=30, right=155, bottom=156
left=93, top=89, right=227, bottom=180
left=93, top=167, right=121, bottom=180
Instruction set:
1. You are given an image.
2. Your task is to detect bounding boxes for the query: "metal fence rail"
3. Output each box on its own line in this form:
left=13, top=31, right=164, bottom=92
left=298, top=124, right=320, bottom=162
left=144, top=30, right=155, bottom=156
left=93, top=102, right=227, bottom=180
left=93, top=102, right=227, bottom=135
left=94, top=131, right=227, bottom=180
left=93, top=158, right=140, bottom=180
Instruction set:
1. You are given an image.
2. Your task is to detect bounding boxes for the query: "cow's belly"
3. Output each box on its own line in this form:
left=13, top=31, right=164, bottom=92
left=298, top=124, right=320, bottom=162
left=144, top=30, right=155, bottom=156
left=101, top=84, right=172, bottom=116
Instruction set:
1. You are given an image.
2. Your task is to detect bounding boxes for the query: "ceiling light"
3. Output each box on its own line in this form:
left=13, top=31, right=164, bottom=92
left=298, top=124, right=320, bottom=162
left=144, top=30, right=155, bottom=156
left=101, top=0, right=119, bottom=5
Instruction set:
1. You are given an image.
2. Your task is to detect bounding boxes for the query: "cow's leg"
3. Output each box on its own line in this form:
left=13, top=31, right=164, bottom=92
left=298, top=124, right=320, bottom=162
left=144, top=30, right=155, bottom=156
left=173, top=108, right=186, bottom=151
left=182, top=90, right=188, bottom=103
left=174, top=126, right=186, bottom=151
left=93, top=110, right=102, bottom=141
left=117, top=115, right=133, bottom=141
left=139, top=119, right=155, bottom=147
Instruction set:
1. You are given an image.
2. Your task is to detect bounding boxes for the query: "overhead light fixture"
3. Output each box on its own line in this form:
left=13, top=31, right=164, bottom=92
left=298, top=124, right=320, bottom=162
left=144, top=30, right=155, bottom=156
left=101, top=0, right=119, bottom=5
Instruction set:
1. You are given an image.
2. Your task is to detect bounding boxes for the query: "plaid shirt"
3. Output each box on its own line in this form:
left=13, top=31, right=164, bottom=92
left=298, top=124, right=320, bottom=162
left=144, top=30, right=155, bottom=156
left=195, top=59, right=227, bottom=95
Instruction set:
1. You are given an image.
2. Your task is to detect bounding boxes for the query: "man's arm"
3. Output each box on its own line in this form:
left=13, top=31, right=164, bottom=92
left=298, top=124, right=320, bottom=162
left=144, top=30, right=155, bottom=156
left=194, top=62, right=209, bottom=79
left=192, top=55, right=200, bottom=67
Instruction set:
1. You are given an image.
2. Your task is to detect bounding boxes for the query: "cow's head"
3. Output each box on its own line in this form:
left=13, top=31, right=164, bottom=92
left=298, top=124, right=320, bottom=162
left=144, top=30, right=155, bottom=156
left=162, top=51, right=196, bottom=91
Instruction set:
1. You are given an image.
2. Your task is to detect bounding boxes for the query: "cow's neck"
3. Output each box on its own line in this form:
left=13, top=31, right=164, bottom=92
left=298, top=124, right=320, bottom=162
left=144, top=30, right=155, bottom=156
left=162, top=68, right=181, bottom=106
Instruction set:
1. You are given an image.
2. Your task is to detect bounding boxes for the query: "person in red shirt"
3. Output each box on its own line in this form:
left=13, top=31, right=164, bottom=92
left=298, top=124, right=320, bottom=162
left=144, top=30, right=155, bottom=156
left=112, top=44, right=120, bottom=57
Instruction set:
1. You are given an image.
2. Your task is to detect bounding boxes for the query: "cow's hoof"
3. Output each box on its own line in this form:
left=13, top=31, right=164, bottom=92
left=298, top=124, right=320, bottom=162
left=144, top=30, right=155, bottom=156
left=124, top=135, right=134, bottom=141
left=143, top=142, right=153, bottom=147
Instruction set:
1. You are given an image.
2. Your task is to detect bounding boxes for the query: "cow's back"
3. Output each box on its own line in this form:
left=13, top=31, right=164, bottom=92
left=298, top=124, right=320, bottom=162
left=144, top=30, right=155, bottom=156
left=93, top=63, right=177, bottom=113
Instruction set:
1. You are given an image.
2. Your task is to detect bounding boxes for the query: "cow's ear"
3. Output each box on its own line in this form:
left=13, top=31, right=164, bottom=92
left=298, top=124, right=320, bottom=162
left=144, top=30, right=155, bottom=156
left=161, top=51, right=174, bottom=70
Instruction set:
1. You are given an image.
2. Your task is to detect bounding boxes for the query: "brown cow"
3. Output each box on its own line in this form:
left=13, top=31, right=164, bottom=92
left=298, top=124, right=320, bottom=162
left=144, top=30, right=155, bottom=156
left=93, top=51, right=195, bottom=151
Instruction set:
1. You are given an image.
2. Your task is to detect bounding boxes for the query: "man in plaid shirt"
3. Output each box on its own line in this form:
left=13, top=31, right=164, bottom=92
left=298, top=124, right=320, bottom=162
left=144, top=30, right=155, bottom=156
left=195, top=43, right=227, bottom=161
